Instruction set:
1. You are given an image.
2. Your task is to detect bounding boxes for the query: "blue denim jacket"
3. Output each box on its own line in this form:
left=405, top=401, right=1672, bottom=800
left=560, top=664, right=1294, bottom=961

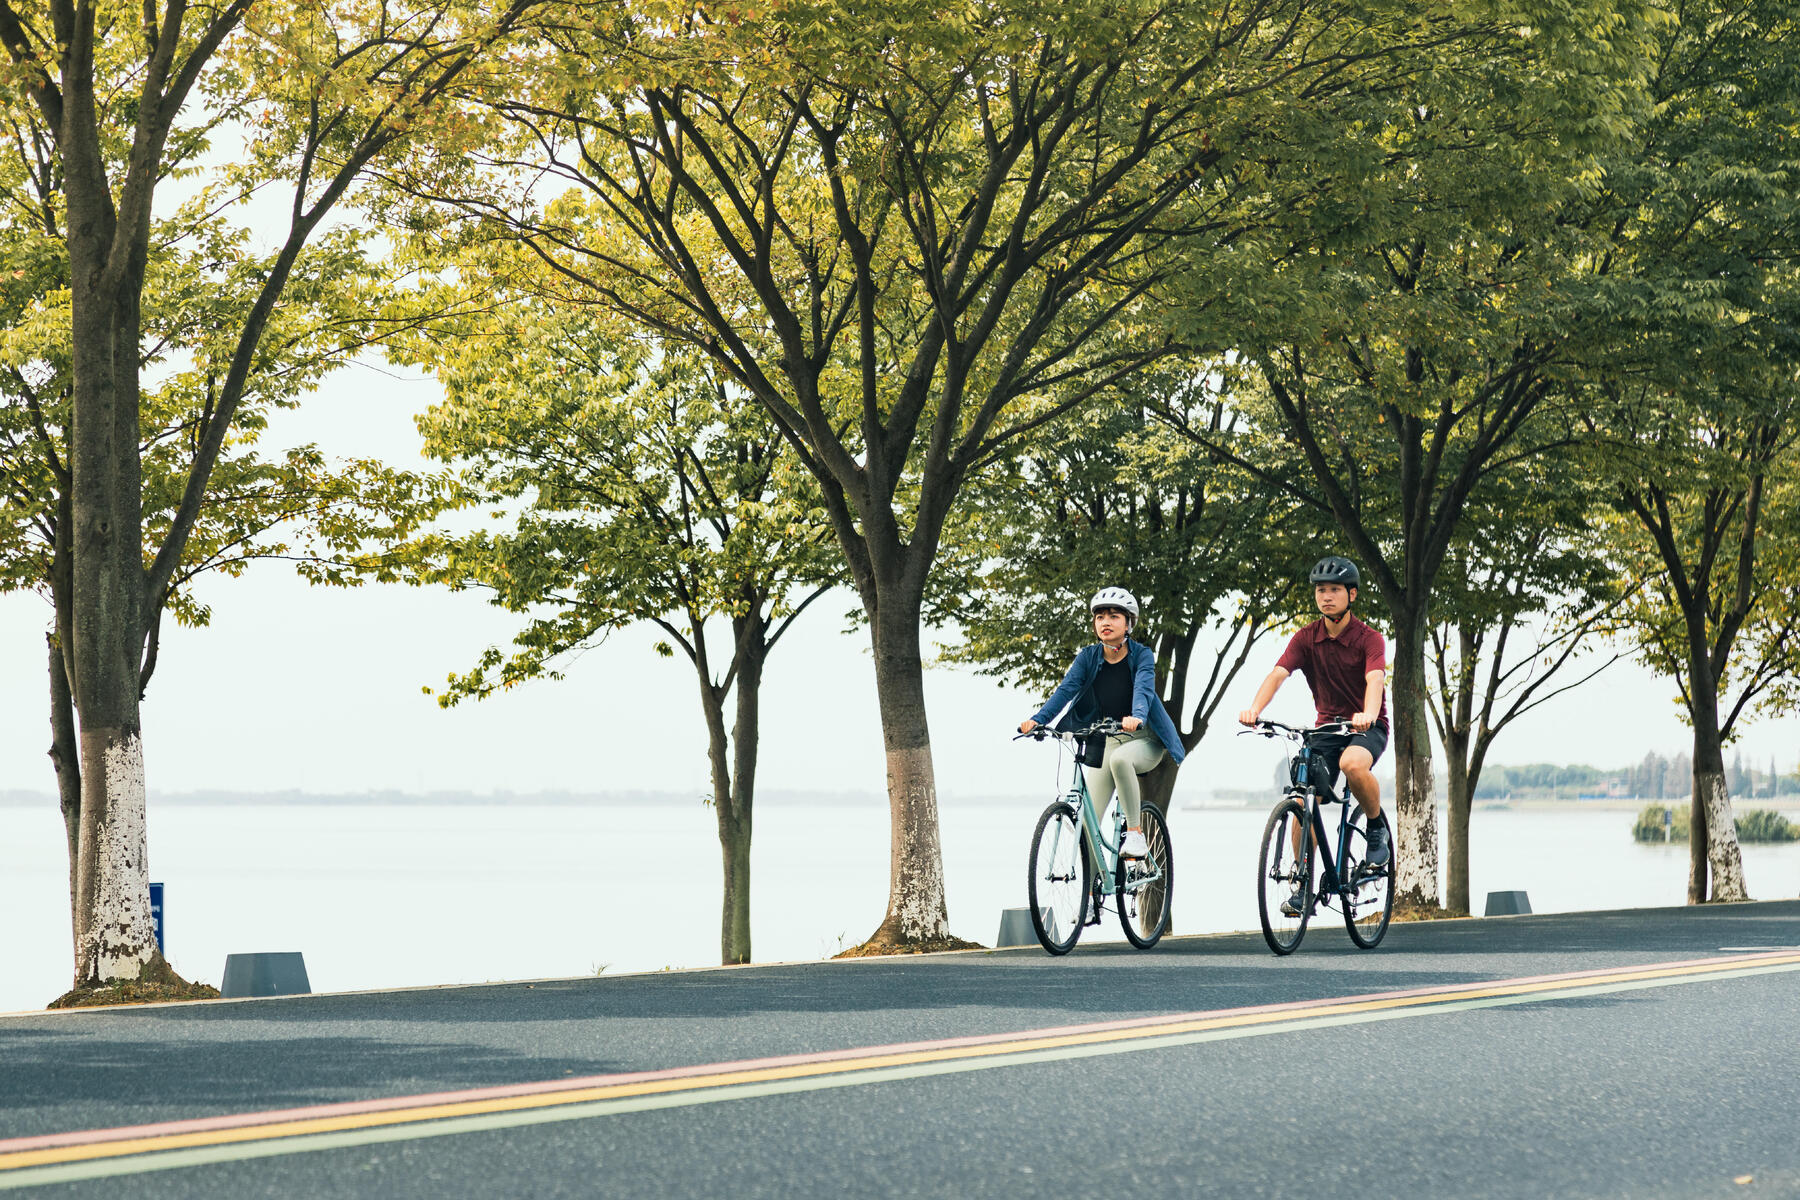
left=1028, top=640, right=1187, bottom=765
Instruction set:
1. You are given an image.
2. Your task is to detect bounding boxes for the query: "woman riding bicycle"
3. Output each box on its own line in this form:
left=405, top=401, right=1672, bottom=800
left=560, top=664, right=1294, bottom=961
left=1018, top=588, right=1186, bottom=858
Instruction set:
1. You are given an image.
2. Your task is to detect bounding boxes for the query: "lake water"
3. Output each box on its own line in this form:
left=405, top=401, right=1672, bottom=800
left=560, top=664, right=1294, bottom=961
left=4, top=799, right=1798, bottom=1014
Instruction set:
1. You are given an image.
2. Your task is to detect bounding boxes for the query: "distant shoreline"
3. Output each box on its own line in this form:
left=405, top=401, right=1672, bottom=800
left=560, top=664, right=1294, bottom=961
left=0, top=788, right=898, bottom=808
left=6, top=789, right=1795, bottom=815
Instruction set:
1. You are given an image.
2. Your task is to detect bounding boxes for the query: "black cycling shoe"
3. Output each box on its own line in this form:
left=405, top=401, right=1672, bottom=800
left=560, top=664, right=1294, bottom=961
left=1363, top=819, right=1391, bottom=869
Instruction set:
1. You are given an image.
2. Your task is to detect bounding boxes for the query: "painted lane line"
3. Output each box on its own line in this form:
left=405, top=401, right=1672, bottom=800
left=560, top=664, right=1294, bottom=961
left=3, top=958, right=1798, bottom=1192
left=4, top=950, right=1799, bottom=1168
left=5, top=946, right=1792, bottom=1160
left=1, top=953, right=1797, bottom=1191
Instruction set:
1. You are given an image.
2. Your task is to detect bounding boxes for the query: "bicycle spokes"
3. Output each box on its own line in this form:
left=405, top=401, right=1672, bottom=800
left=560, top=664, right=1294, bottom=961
left=1343, top=810, right=1395, bottom=949
left=1257, top=797, right=1313, bottom=955
left=1116, top=803, right=1172, bottom=948
left=1028, top=802, right=1091, bottom=955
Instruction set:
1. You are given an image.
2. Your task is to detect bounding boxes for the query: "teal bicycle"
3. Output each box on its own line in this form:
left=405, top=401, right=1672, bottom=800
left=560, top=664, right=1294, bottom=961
left=1018, top=719, right=1173, bottom=955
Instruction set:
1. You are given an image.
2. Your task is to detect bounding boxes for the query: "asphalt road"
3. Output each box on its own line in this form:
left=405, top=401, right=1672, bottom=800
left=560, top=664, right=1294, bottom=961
left=4, top=900, right=1799, bottom=1198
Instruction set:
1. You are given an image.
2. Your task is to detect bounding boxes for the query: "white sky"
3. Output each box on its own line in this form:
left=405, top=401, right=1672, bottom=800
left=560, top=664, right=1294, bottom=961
left=3, top=359, right=1796, bottom=804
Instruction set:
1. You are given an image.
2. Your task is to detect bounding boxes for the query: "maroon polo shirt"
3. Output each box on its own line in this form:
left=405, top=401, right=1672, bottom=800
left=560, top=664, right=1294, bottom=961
left=1275, top=613, right=1389, bottom=727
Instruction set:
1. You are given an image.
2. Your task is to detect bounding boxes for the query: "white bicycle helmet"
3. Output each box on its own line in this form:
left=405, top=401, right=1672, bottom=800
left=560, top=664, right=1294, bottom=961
left=1088, top=587, right=1139, bottom=627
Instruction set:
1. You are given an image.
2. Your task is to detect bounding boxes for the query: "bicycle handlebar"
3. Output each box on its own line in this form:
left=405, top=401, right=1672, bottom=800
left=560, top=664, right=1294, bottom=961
left=1013, top=718, right=1126, bottom=742
left=1238, top=718, right=1358, bottom=742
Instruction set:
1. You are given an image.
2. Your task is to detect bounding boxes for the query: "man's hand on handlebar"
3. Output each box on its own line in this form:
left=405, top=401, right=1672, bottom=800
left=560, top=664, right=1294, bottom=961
left=1237, top=707, right=1261, bottom=727
left=1351, top=711, right=1374, bottom=732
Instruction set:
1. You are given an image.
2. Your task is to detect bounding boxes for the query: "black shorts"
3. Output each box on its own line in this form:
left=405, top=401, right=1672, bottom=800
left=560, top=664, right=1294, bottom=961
left=1314, top=722, right=1388, bottom=788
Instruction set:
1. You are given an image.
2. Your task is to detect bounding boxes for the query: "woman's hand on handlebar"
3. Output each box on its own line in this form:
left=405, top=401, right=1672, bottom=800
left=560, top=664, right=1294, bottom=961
left=1121, top=716, right=1141, bottom=732
left=1019, top=718, right=1039, bottom=735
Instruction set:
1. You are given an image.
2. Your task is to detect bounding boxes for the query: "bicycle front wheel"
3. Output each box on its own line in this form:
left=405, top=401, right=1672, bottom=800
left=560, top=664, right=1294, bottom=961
left=1118, top=802, right=1173, bottom=949
left=1257, top=797, right=1313, bottom=955
left=1343, top=808, right=1395, bottom=948
left=1027, top=801, right=1091, bottom=955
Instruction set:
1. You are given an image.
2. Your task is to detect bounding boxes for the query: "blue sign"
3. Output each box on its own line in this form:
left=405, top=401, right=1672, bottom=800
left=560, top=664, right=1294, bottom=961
left=149, top=882, right=164, bottom=954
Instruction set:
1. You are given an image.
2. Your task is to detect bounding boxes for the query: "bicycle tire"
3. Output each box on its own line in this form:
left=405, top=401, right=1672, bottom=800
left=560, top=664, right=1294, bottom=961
left=1027, top=800, right=1091, bottom=955
left=1257, top=796, right=1313, bottom=955
left=1342, top=808, right=1395, bottom=949
left=1117, top=802, right=1173, bottom=949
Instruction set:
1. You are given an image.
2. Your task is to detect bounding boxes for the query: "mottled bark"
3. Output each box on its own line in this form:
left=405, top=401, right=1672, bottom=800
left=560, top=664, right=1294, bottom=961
left=1389, top=607, right=1439, bottom=908
left=1689, top=692, right=1747, bottom=902
left=1696, top=769, right=1746, bottom=902
left=864, top=604, right=950, bottom=946
left=66, top=208, right=160, bottom=984
left=72, top=730, right=158, bottom=982
left=1683, top=646, right=1748, bottom=902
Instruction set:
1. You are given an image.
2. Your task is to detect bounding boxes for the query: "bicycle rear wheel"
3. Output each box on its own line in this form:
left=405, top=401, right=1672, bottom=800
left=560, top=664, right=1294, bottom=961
left=1342, top=808, right=1395, bottom=948
left=1118, top=803, right=1173, bottom=949
left=1257, top=797, right=1313, bottom=955
left=1027, top=801, right=1091, bottom=955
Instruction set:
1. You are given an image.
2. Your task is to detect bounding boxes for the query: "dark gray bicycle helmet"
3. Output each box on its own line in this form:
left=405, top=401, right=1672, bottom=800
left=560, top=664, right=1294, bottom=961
left=1308, top=555, right=1360, bottom=588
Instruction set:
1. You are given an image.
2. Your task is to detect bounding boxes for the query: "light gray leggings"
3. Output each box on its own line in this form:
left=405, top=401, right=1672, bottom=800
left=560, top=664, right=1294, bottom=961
left=1083, top=729, right=1168, bottom=827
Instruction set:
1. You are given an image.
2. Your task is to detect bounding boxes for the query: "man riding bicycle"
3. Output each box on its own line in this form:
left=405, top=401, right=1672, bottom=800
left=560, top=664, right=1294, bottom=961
left=1019, top=588, right=1186, bottom=859
left=1238, top=556, right=1391, bottom=912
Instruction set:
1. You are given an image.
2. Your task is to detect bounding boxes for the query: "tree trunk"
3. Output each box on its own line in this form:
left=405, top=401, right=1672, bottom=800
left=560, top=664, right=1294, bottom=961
left=63, top=55, right=166, bottom=986
left=718, top=632, right=763, bottom=965
left=1388, top=606, right=1441, bottom=909
left=1139, top=758, right=1180, bottom=933
left=862, top=596, right=951, bottom=947
left=1684, top=657, right=1748, bottom=902
left=1140, top=759, right=1179, bottom=817
left=1697, top=769, right=1746, bottom=901
left=1689, top=776, right=1708, bottom=903
left=1442, top=729, right=1471, bottom=915
left=1690, top=711, right=1747, bottom=902
left=48, top=634, right=82, bottom=932
left=694, top=621, right=760, bottom=966
left=71, top=728, right=162, bottom=982
left=718, top=807, right=752, bottom=964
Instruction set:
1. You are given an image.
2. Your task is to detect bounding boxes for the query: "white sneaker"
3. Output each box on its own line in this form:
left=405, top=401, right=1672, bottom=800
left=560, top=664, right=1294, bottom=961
left=1121, top=828, right=1148, bottom=858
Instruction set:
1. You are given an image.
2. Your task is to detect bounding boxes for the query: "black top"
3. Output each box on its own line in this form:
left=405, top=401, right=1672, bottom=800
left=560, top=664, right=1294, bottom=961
left=1093, top=655, right=1133, bottom=720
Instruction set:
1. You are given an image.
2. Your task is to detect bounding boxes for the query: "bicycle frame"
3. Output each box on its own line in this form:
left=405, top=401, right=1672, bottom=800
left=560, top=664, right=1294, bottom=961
left=1071, top=770, right=1126, bottom=899
left=1287, top=739, right=1366, bottom=911
left=1036, top=729, right=1165, bottom=908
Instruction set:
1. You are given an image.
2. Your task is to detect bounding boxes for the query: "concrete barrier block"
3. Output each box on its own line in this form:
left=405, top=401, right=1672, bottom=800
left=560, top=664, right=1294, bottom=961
left=997, top=907, right=1061, bottom=947
left=996, top=908, right=1036, bottom=947
left=1484, top=890, right=1532, bottom=916
left=221, top=952, right=311, bottom=998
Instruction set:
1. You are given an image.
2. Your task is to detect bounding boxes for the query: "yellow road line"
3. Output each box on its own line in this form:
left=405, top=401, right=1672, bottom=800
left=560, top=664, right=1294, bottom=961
left=4, top=950, right=1797, bottom=1177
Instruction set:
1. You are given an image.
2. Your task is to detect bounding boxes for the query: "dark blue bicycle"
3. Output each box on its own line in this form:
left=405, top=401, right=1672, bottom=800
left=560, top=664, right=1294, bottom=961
left=1246, top=719, right=1395, bottom=955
